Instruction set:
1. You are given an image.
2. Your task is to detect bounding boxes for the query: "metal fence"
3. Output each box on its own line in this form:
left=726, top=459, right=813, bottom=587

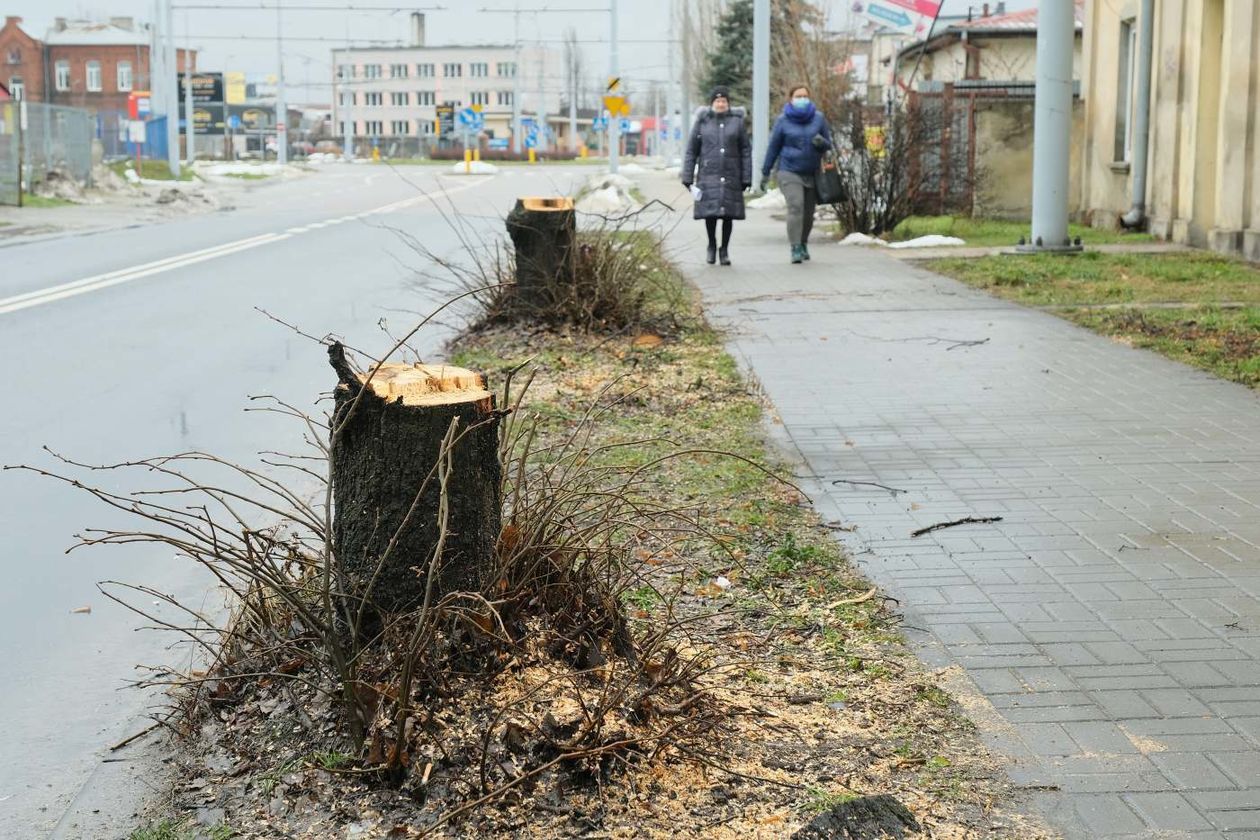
left=22, top=101, right=94, bottom=190
left=0, top=101, right=18, bottom=206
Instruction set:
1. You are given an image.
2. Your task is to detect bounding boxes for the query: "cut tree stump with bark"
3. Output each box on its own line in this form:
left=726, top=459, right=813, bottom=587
left=505, top=196, right=577, bottom=313
left=330, top=344, right=502, bottom=614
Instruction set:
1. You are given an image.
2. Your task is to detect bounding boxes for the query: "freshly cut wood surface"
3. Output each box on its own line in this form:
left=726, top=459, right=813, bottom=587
left=357, top=363, right=493, bottom=407
left=518, top=196, right=575, bottom=212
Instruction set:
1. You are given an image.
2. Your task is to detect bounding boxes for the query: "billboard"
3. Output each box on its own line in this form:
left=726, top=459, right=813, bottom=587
left=225, top=71, right=247, bottom=105
left=178, top=72, right=225, bottom=105
left=228, top=104, right=275, bottom=132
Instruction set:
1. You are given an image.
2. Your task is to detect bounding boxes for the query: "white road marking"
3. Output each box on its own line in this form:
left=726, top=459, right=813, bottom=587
left=1, top=179, right=487, bottom=317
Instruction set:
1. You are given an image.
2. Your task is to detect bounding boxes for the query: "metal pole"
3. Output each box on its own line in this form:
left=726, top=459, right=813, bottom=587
left=184, top=8, right=195, bottom=164
left=1122, top=0, right=1154, bottom=227
left=164, top=0, right=180, bottom=178
left=536, top=49, right=546, bottom=152
left=1024, top=0, right=1077, bottom=251
left=653, top=83, right=660, bottom=159
left=568, top=46, right=578, bottom=152
left=752, top=0, right=769, bottom=186
left=512, top=5, right=522, bottom=154
left=341, top=59, right=354, bottom=160
left=608, top=0, right=619, bottom=173
left=680, top=0, right=691, bottom=138
left=276, top=2, right=288, bottom=165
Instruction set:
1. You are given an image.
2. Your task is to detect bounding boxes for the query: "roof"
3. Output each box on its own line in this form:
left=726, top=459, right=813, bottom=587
left=44, top=20, right=149, bottom=47
left=899, top=1, right=1083, bottom=59
left=952, top=1, right=1084, bottom=34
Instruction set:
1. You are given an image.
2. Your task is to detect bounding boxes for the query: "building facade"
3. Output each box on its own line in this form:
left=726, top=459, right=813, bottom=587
left=1079, top=0, right=1260, bottom=256
left=332, top=13, right=561, bottom=151
left=895, top=3, right=1083, bottom=87
left=1, top=16, right=44, bottom=102
left=0, top=16, right=192, bottom=113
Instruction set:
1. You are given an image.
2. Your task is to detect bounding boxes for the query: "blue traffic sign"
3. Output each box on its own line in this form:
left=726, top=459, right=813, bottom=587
left=592, top=116, right=608, bottom=131
left=228, top=114, right=242, bottom=131
left=619, top=118, right=631, bottom=133
left=867, top=2, right=912, bottom=27
left=524, top=134, right=537, bottom=149
left=457, top=107, right=484, bottom=129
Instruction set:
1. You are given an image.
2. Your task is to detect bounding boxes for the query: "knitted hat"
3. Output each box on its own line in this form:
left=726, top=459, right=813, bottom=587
left=710, top=86, right=730, bottom=103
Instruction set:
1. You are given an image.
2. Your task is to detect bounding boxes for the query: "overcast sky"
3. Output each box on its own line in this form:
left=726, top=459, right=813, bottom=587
left=8, top=0, right=1035, bottom=104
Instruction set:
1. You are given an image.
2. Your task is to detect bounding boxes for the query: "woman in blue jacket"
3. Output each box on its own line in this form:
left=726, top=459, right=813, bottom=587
left=759, top=84, right=833, bottom=264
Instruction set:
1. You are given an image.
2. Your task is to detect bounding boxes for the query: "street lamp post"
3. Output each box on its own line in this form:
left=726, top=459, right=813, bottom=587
left=608, top=0, right=619, bottom=173
left=751, top=0, right=769, bottom=188
left=1020, top=0, right=1079, bottom=252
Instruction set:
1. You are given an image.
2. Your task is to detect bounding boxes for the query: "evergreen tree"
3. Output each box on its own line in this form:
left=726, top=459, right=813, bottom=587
left=698, top=0, right=754, bottom=107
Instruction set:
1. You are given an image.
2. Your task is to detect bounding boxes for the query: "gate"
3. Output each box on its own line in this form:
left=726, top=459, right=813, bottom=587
left=0, top=101, right=20, bottom=206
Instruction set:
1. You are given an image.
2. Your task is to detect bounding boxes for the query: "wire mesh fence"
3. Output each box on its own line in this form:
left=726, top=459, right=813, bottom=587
left=22, top=102, right=94, bottom=191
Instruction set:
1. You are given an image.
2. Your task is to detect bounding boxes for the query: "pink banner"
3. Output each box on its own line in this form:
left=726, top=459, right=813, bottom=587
left=884, top=0, right=941, bottom=17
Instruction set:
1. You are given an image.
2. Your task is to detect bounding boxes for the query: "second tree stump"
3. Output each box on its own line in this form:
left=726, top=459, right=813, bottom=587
left=330, top=346, right=502, bottom=614
left=505, top=196, right=577, bottom=314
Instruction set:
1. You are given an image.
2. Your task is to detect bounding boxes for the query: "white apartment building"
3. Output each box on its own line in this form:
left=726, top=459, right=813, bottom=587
left=331, top=12, right=563, bottom=151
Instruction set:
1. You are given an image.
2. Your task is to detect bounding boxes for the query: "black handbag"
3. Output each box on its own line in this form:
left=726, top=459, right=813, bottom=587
left=816, top=153, right=845, bottom=205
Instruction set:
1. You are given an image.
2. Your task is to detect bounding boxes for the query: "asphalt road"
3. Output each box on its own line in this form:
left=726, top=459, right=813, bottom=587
left=0, top=162, right=598, bottom=838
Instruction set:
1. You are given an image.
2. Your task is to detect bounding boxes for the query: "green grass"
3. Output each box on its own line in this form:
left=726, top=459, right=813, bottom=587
left=20, top=194, right=74, bottom=208
left=221, top=172, right=269, bottom=180
left=130, top=819, right=235, bottom=840
left=930, top=250, right=1260, bottom=388
left=891, top=215, right=1152, bottom=247
left=109, top=160, right=197, bottom=182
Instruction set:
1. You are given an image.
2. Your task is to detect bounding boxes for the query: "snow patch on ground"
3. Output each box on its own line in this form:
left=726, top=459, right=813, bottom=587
left=748, top=188, right=786, bottom=211
left=576, top=185, right=636, bottom=214
left=448, top=160, right=500, bottom=175
left=839, top=232, right=966, bottom=248
left=200, top=163, right=286, bottom=177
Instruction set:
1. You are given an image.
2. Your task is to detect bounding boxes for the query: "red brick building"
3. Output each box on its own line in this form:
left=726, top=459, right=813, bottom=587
left=0, top=16, right=193, bottom=114
left=1, top=16, right=44, bottom=102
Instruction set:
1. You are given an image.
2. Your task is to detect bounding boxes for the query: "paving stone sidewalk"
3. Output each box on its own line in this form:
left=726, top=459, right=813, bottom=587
left=659, top=192, right=1260, bottom=839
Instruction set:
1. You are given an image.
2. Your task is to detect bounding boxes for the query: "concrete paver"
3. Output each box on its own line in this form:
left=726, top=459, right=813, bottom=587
left=661, top=192, right=1260, bottom=838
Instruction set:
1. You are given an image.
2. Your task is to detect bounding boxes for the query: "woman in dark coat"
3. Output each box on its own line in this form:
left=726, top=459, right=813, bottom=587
left=682, top=87, right=753, bottom=266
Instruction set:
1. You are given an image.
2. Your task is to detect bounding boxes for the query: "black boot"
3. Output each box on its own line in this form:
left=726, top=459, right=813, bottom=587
left=706, top=243, right=717, bottom=264
left=718, top=247, right=730, bottom=266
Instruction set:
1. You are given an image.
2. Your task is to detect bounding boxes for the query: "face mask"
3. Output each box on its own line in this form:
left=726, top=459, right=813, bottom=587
left=792, top=96, right=811, bottom=109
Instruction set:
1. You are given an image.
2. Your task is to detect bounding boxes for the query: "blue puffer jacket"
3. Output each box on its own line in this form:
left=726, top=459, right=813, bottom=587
left=761, top=101, right=833, bottom=177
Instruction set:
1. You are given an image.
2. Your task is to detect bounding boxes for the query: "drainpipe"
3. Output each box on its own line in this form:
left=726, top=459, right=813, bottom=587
left=1121, top=0, right=1154, bottom=228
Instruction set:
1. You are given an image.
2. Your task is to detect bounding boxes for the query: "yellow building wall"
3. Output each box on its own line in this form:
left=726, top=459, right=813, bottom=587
left=1081, top=0, right=1260, bottom=256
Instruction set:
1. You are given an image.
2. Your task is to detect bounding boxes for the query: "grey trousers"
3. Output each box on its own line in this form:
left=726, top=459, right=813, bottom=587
left=778, top=169, right=817, bottom=246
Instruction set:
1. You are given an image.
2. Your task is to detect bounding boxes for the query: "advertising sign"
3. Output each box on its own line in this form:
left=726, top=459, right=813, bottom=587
left=225, top=71, right=247, bottom=105
left=436, top=103, right=455, bottom=136
left=178, top=72, right=225, bottom=105
left=192, top=104, right=226, bottom=135
left=229, top=105, right=275, bottom=132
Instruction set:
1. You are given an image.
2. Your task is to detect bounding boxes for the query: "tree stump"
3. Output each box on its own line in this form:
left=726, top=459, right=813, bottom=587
left=330, top=344, right=502, bottom=614
left=791, top=794, right=920, bottom=839
left=505, top=196, right=577, bottom=314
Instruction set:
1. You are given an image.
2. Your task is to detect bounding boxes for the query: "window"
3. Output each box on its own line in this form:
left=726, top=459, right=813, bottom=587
left=391, top=91, right=409, bottom=106
left=86, top=61, right=102, bottom=92
left=6, top=48, right=20, bottom=65
left=390, top=63, right=409, bottom=78
left=417, top=91, right=435, bottom=106
left=8, top=76, right=22, bottom=100
left=443, top=62, right=462, bottom=78
left=391, top=120, right=410, bottom=135
left=340, top=120, right=357, bottom=135
left=365, top=120, right=383, bottom=134
left=117, top=60, right=132, bottom=91
left=364, top=92, right=383, bottom=106
left=1114, top=18, right=1138, bottom=163
left=470, top=62, right=488, bottom=77
left=417, top=63, right=435, bottom=77
left=496, top=90, right=513, bottom=107
left=338, top=63, right=355, bottom=79
left=496, top=62, right=516, bottom=77
left=470, top=91, right=489, bottom=106
left=55, top=60, right=70, bottom=91
left=364, top=64, right=382, bottom=79
left=340, top=91, right=356, bottom=106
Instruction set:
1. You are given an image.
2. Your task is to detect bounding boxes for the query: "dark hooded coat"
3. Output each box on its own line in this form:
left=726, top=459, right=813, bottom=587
left=682, top=106, right=752, bottom=220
